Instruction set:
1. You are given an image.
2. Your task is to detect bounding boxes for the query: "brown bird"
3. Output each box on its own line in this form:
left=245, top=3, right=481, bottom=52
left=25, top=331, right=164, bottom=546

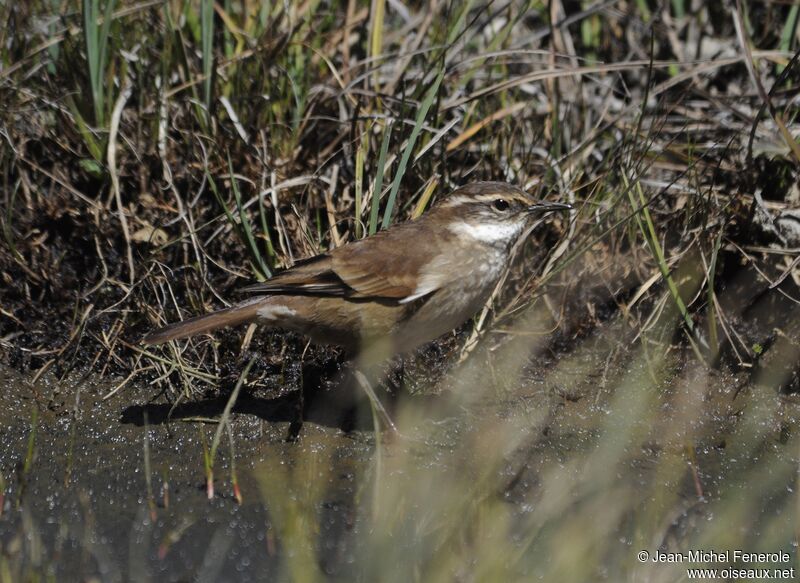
left=143, top=182, right=571, bottom=357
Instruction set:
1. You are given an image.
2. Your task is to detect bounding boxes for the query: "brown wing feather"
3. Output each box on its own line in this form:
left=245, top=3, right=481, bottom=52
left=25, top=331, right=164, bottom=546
left=238, top=254, right=352, bottom=297
left=329, top=227, right=420, bottom=299
left=239, top=219, right=442, bottom=301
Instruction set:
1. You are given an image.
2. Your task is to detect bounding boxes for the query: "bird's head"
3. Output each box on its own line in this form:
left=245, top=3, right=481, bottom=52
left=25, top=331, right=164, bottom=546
left=430, top=181, right=572, bottom=247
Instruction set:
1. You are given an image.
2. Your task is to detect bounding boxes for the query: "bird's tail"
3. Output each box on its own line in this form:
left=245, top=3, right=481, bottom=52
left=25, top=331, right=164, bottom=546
left=142, top=298, right=264, bottom=345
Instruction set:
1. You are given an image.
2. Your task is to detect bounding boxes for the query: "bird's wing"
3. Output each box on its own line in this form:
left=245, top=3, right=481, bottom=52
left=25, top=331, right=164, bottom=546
left=238, top=254, right=351, bottom=296
left=239, top=224, right=444, bottom=302
left=329, top=228, right=424, bottom=300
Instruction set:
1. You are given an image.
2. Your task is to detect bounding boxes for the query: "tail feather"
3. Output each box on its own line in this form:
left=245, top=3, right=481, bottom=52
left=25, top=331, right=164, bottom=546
left=142, top=300, right=263, bottom=345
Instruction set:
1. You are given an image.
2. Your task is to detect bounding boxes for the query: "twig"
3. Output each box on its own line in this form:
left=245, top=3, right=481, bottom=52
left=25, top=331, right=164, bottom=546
left=107, top=82, right=135, bottom=283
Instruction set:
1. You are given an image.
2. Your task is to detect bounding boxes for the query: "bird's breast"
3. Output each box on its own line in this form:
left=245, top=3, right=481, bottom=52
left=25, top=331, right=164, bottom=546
left=391, top=246, right=508, bottom=352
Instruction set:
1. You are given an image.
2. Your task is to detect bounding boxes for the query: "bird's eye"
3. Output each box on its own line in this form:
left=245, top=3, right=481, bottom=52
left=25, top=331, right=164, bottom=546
left=493, top=199, right=510, bottom=211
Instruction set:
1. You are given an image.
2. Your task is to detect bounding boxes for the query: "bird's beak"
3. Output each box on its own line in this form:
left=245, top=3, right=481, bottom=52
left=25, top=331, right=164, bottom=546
left=526, top=201, right=573, bottom=214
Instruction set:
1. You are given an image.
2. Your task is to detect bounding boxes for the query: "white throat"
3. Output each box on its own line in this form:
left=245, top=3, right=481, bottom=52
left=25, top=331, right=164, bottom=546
left=448, top=220, right=523, bottom=244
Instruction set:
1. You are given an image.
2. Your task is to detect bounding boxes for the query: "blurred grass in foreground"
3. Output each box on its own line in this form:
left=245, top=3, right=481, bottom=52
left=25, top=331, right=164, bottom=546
left=252, top=289, right=799, bottom=581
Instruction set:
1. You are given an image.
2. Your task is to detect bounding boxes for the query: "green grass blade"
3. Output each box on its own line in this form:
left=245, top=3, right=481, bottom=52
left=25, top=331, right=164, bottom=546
left=165, top=5, right=208, bottom=132
left=66, top=95, right=104, bottom=162
left=227, top=153, right=270, bottom=280
left=780, top=4, right=800, bottom=71
left=381, top=66, right=444, bottom=230
left=634, top=0, right=652, bottom=22
left=706, top=227, right=724, bottom=354
left=210, top=357, right=256, bottom=465
left=623, top=174, right=702, bottom=354
left=258, top=191, right=277, bottom=272
left=82, top=0, right=116, bottom=127
left=369, top=0, right=385, bottom=88
left=83, top=0, right=101, bottom=125
left=355, top=141, right=365, bottom=238
left=97, top=0, right=116, bottom=82
left=207, top=168, right=266, bottom=279
left=206, top=171, right=237, bottom=227
left=446, top=0, right=474, bottom=44
left=201, top=0, right=214, bottom=121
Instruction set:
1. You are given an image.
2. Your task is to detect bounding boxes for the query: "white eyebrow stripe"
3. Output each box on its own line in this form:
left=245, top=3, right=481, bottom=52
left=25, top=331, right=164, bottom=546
left=441, top=196, right=472, bottom=207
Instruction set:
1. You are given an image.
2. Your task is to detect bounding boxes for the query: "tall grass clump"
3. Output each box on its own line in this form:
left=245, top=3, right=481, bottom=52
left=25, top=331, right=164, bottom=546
left=82, top=0, right=117, bottom=128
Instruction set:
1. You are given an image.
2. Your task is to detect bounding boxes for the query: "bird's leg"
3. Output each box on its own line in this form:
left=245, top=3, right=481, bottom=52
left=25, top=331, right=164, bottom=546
left=286, top=341, right=314, bottom=442
left=386, top=355, right=405, bottom=395
left=288, top=349, right=366, bottom=435
left=285, top=366, right=306, bottom=442
left=285, top=400, right=304, bottom=442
